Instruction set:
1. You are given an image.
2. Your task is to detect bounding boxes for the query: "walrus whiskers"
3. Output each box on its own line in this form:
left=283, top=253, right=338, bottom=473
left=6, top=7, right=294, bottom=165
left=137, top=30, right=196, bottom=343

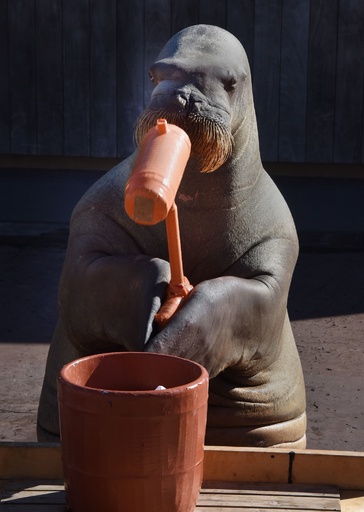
left=134, top=109, right=233, bottom=173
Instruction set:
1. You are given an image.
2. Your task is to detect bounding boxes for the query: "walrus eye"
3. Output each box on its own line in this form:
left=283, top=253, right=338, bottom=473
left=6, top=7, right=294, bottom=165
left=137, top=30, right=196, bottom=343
left=224, top=76, right=237, bottom=93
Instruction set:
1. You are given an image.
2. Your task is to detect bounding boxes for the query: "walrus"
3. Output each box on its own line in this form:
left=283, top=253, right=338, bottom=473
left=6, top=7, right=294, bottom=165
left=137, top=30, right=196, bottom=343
left=38, top=24, right=306, bottom=448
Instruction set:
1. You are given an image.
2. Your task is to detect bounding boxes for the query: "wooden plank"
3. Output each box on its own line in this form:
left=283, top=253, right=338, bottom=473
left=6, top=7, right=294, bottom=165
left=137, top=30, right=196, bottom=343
left=0, top=155, right=119, bottom=171
left=341, top=490, right=364, bottom=512
left=171, top=0, right=199, bottom=35
left=306, top=0, right=338, bottom=163
left=201, top=482, right=340, bottom=496
left=35, top=0, right=63, bottom=155
left=334, top=0, right=364, bottom=163
left=226, top=0, right=255, bottom=70
left=116, top=0, right=144, bottom=157
left=253, top=0, right=283, bottom=162
left=2, top=481, right=64, bottom=492
left=0, top=0, right=10, bottom=153
left=0, top=480, right=341, bottom=511
left=1, top=443, right=364, bottom=491
left=279, top=0, right=309, bottom=162
left=63, top=0, right=90, bottom=156
left=1, top=156, right=363, bottom=178
left=0, top=506, right=65, bottom=511
left=89, top=0, right=117, bottom=157
left=196, top=509, right=335, bottom=512
left=204, top=446, right=364, bottom=490
left=1, top=489, right=65, bottom=504
left=203, top=446, right=290, bottom=483
left=292, top=449, right=364, bottom=491
left=8, top=0, right=37, bottom=154
left=198, top=0, right=227, bottom=27
left=196, top=483, right=341, bottom=510
left=0, top=443, right=62, bottom=479
left=197, top=494, right=340, bottom=510
left=144, top=0, right=171, bottom=106
left=0, top=480, right=65, bottom=511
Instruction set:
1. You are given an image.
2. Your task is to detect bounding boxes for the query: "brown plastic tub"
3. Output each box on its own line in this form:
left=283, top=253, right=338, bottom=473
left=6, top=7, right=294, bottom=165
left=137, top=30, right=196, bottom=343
left=58, top=352, right=209, bottom=512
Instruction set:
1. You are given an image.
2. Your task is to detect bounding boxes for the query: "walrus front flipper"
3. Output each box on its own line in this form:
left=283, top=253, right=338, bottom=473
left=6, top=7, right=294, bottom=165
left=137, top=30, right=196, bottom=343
left=144, top=273, right=283, bottom=378
left=59, top=251, right=171, bottom=354
left=54, top=197, right=171, bottom=354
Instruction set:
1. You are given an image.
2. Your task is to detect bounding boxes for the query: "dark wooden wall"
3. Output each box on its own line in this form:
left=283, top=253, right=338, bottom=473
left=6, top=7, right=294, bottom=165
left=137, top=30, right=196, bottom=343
left=1, top=0, right=364, bottom=164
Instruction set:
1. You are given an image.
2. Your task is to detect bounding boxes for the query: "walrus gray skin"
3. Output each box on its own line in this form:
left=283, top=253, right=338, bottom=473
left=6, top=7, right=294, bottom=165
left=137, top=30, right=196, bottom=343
left=38, top=25, right=306, bottom=448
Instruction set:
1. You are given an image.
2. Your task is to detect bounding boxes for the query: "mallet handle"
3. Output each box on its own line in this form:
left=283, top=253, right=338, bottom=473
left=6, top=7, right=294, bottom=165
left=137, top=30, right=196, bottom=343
left=155, top=202, right=193, bottom=328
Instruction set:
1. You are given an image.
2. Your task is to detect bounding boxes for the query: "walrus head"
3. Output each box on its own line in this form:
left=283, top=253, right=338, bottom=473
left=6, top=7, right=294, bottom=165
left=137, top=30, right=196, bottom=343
left=134, top=25, right=252, bottom=173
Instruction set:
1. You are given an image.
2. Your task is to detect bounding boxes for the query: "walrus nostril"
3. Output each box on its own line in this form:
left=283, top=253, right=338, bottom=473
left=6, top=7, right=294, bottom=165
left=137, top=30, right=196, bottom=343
left=176, top=93, right=187, bottom=108
left=174, top=89, right=193, bottom=110
left=190, top=100, right=205, bottom=113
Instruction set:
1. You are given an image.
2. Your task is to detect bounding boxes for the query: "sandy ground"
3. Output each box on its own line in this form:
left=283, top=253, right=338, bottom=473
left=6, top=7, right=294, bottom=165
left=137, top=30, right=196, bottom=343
left=0, top=234, right=363, bottom=451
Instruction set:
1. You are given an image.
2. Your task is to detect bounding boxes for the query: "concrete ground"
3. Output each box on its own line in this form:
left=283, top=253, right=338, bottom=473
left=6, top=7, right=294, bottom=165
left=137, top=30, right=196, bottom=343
left=0, top=168, right=363, bottom=452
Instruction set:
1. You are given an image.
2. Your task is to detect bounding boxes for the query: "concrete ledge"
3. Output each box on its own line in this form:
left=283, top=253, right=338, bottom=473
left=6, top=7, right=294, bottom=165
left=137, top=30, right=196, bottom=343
left=0, top=155, right=364, bottom=178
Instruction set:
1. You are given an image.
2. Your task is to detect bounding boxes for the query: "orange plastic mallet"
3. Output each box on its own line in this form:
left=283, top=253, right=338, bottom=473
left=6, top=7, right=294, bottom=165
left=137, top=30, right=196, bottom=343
left=124, top=119, right=193, bottom=327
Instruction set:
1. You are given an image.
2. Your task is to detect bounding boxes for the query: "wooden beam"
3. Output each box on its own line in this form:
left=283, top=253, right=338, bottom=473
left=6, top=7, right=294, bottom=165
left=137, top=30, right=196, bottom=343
left=293, top=449, right=364, bottom=490
left=203, top=447, right=364, bottom=490
left=1, top=443, right=364, bottom=491
left=0, top=443, right=62, bottom=480
left=203, top=446, right=290, bottom=484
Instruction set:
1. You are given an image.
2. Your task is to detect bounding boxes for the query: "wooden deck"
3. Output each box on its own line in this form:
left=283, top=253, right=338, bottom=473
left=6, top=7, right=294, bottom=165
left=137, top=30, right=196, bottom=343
left=0, top=443, right=363, bottom=511
left=0, top=480, right=342, bottom=511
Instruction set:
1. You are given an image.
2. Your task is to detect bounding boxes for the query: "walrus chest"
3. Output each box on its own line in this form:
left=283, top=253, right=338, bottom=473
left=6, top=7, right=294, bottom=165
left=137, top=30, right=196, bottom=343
left=125, top=202, right=246, bottom=285
left=177, top=204, right=249, bottom=283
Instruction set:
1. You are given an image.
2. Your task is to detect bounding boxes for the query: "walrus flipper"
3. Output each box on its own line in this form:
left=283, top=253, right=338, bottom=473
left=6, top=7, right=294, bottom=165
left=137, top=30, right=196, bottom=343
left=58, top=225, right=171, bottom=353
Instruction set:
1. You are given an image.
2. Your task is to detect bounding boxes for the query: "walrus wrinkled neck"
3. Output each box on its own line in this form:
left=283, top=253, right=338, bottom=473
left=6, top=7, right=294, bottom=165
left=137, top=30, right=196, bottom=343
left=231, top=105, right=263, bottom=183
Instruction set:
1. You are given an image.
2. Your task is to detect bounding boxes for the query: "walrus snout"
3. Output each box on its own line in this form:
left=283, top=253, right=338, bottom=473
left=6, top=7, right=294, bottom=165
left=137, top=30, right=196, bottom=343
left=172, top=87, right=195, bottom=111
left=151, top=81, right=213, bottom=116
left=134, top=105, right=233, bottom=173
left=174, top=88, right=211, bottom=116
